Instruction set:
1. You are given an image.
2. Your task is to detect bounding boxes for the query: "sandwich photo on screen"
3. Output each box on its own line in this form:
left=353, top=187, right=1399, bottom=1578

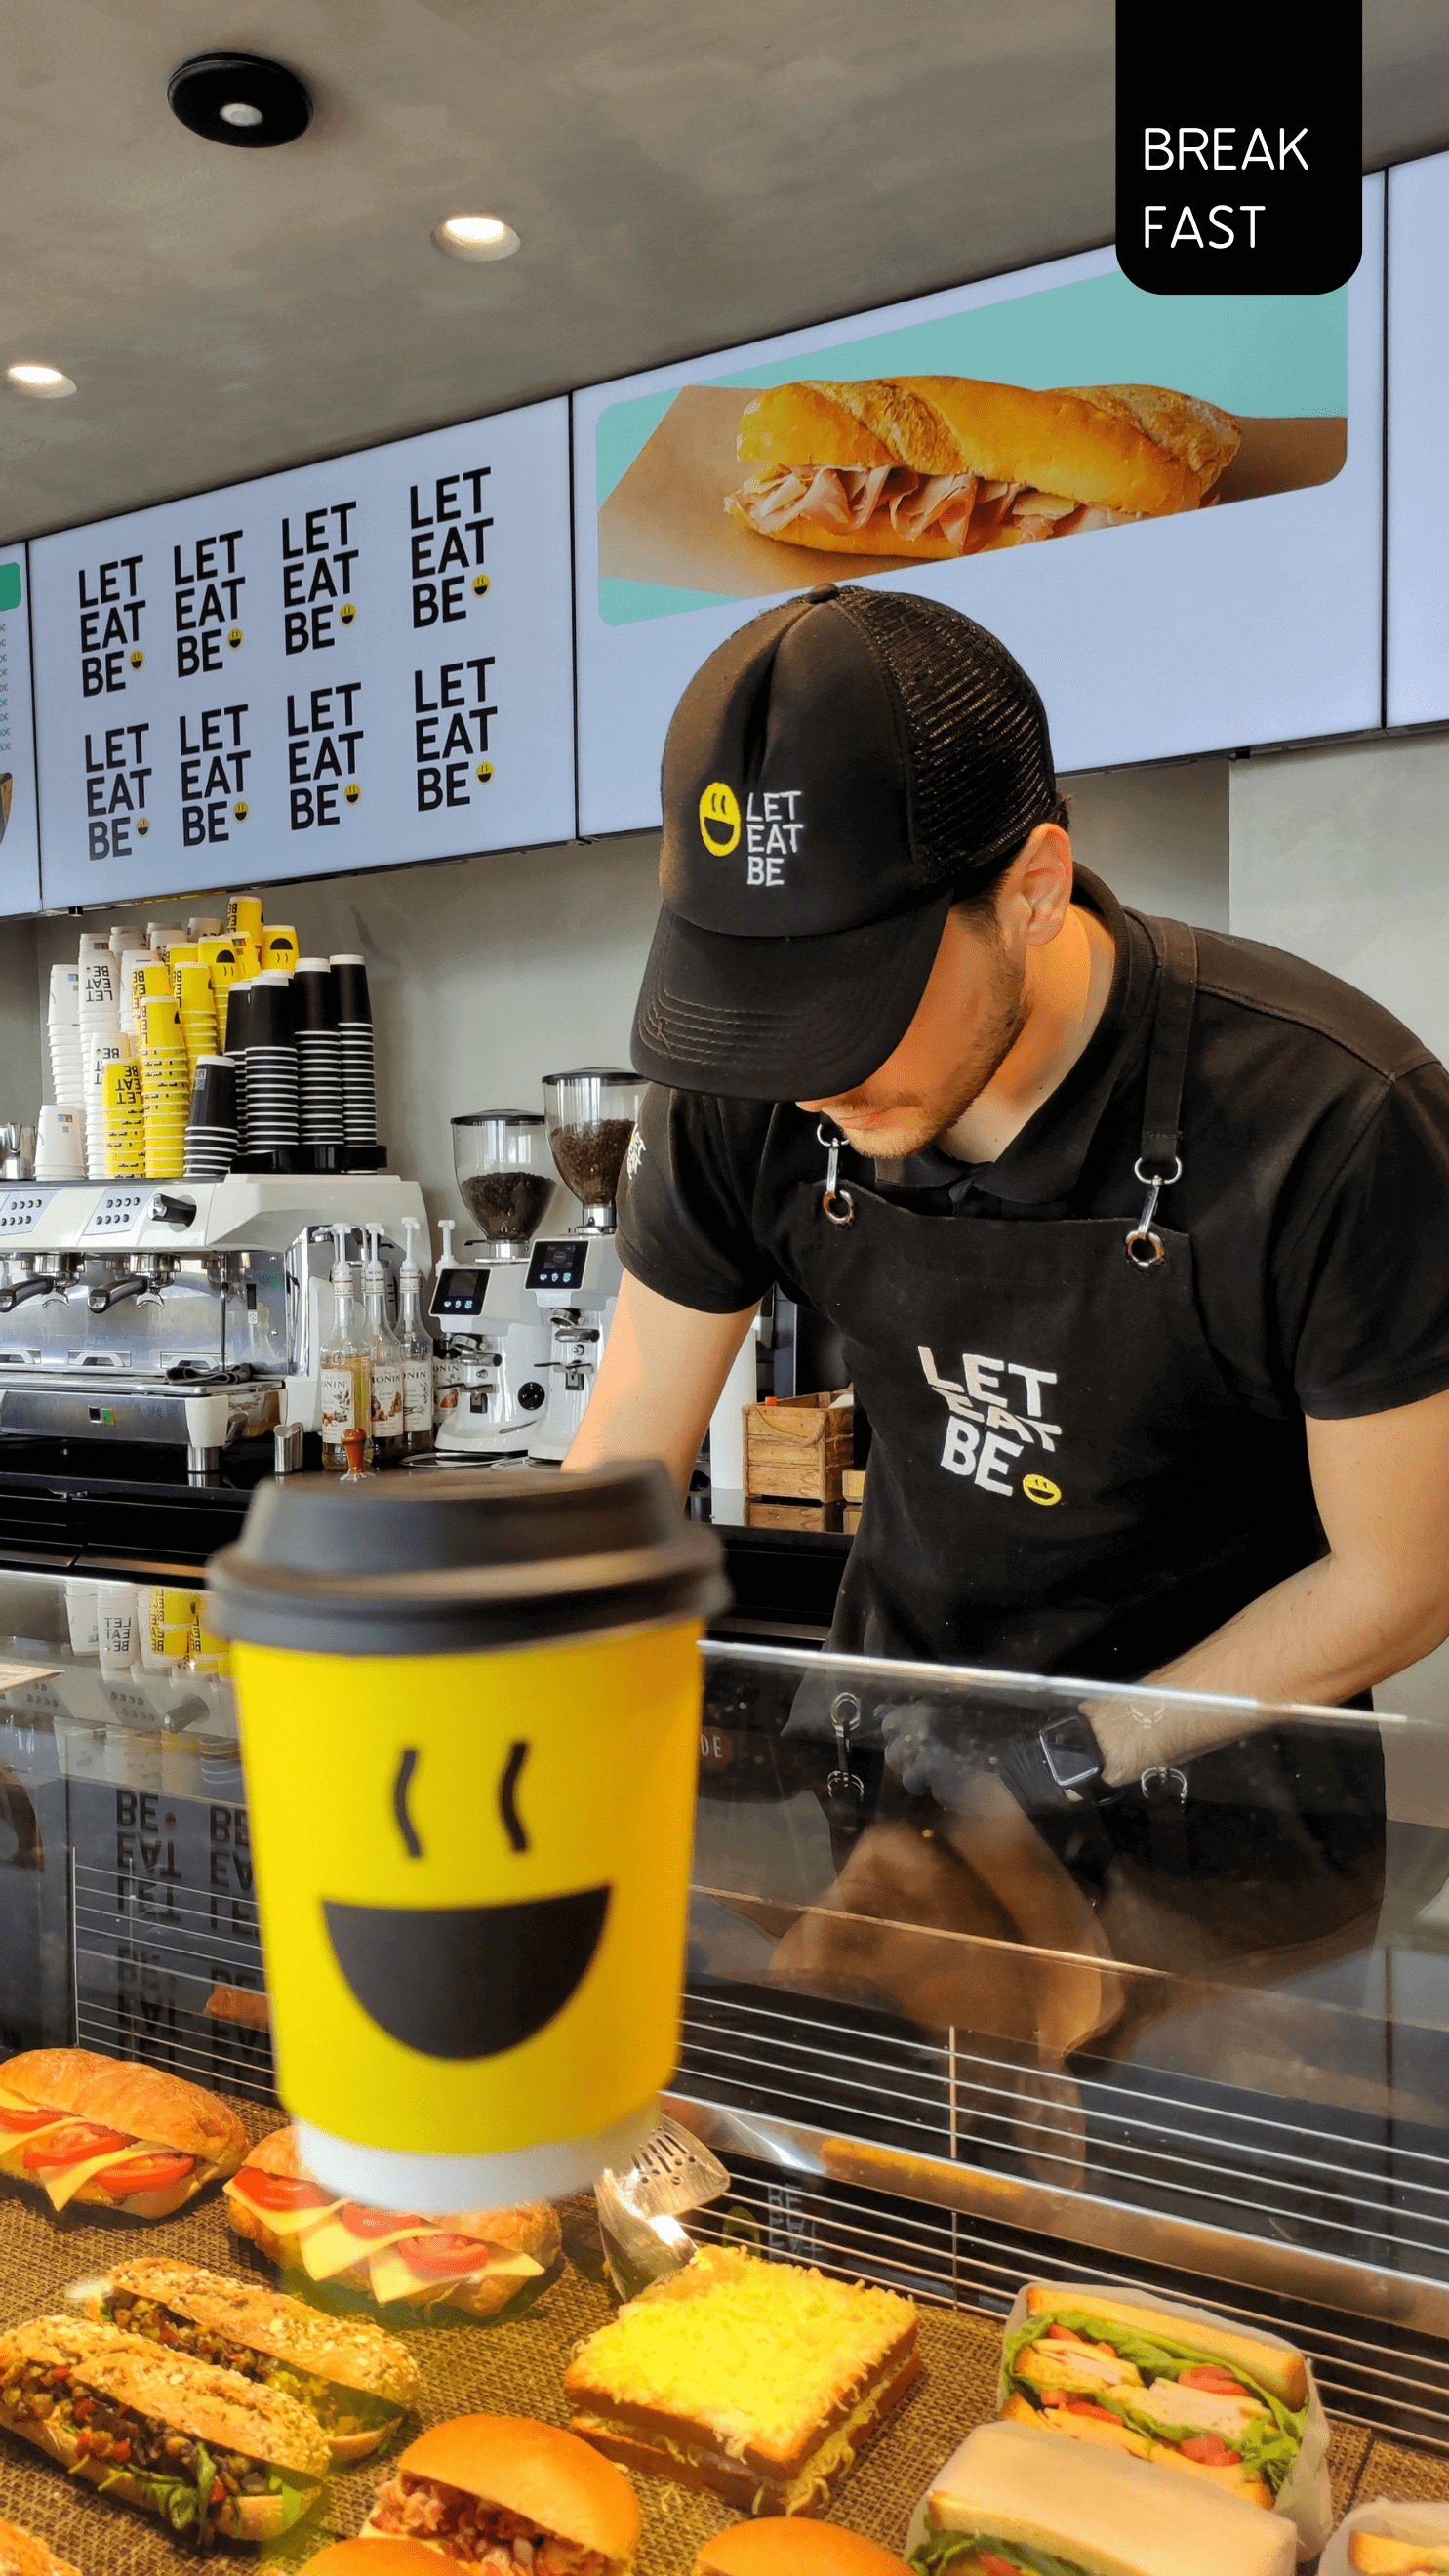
left=83, top=2258, right=420, bottom=2460
left=0, top=2049, right=246, bottom=2219
left=912, top=2417, right=1296, bottom=2576
left=999, top=2284, right=1310, bottom=2513
left=0, top=2315, right=329, bottom=2541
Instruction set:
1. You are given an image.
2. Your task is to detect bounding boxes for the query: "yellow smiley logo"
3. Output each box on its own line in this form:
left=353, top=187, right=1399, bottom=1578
left=129, top=649, right=144, bottom=669
left=137, top=816, right=150, bottom=835
left=344, top=782, right=361, bottom=804
left=699, top=781, right=741, bottom=856
left=233, top=800, right=249, bottom=822
left=340, top=601, right=356, bottom=626
left=1023, top=1475, right=1062, bottom=1507
left=227, top=625, right=243, bottom=649
left=472, top=574, right=490, bottom=596
left=476, top=760, right=494, bottom=783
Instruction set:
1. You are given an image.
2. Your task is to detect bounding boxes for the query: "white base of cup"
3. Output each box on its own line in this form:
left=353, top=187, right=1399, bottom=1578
left=295, top=2098, right=659, bottom=2213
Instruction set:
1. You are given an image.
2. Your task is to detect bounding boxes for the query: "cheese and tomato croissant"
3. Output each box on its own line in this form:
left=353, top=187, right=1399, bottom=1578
left=728, top=377, right=1240, bottom=560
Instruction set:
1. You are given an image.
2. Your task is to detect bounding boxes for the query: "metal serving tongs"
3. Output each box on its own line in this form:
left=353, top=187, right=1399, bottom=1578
left=593, top=2112, right=730, bottom=2301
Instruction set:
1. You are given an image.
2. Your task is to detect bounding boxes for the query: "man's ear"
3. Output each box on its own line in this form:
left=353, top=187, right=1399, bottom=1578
left=1013, top=822, right=1074, bottom=947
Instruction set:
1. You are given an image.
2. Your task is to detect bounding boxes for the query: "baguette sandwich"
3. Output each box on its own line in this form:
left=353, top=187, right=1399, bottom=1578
left=0, top=2523, right=81, bottom=2576
left=1350, top=2542, right=1449, bottom=2571
left=911, top=2417, right=1295, bottom=2575
left=564, top=2244, right=920, bottom=2516
left=698, top=2524, right=910, bottom=2571
left=728, top=377, right=1240, bottom=562
left=224, top=2124, right=560, bottom=2318
left=1000, top=2283, right=1308, bottom=2511
left=0, top=2049, right=246, bottom=2219
left=84, top=2257, right=419, bottom=2460
left=363, top=2412, right=640, bottom=2573
left=0, top=2315, right=329, bottom=2542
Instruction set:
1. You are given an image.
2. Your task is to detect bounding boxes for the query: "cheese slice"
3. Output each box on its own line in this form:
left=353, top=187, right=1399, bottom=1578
left=225, top=2181, right=342, bottom=2240
left=0, top=2117, right=74, bottom=2174
left=368, top=2241, right=543, bottom=2307
left=43, top=2145, right=154, bottom=2212
left=299, top=2214, right=434, bottom=2283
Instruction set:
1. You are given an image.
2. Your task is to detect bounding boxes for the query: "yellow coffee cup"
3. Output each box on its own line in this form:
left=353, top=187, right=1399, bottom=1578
left=210, top=1464, right=725, bottom=2210
left=261, top=926, right=298, bottom=972
left=228, top=895, right=264, bottom=943
left=141, top=995, right=184, bottom=1052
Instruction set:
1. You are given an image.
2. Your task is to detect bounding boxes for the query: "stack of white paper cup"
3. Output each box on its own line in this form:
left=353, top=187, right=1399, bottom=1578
left=47, top=964, right=83, bottom=1108
left=98, top=1581, right=141, bottom=1676
left=34, top=1103, right=84, bottom=1181
left=64, top=1577, right=101, bottom=1658
left=79, top=934, right=124, bottom=1177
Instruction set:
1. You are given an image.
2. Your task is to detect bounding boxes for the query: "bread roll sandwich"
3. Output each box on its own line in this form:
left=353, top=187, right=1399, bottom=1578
left=728, top=378, right=1240, bottom=562
left=1000, top=2283, right=1309, bottom=2511
left=0, top=2523, right=81, bottom=2576
left=1350, top=2542, right=1449, bottom=2571
left=0, top=2315, right=329, bottom=2541
left=913, top=2417, right=1295, bottom=2574
left=363, top=2413, right=639, bottom=2573
left=564, top=2244, right=919, bottom=2516
left=0, top=2048, right=246, bottom=2218
left=83, top=2257, right=419, bottom=2460
left=224, top=2124, right=560, bottom=2318
left=697, top=2524, right=910, bottom=2571
left=299, top=2547, right=441, bottom=2576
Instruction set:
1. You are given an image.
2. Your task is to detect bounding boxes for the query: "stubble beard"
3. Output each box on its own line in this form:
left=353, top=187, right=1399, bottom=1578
left=821, top=936, right=1029, bottom=1161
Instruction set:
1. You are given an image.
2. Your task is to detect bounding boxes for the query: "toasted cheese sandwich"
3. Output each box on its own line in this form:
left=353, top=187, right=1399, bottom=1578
left=84, top=2258, right=418, bottom=2460
left=0, top=2048, right=246, bottom=2219
left=0, top=2315, right=328, bottom=2542
left=564, top=2245, right=919, bottom=2516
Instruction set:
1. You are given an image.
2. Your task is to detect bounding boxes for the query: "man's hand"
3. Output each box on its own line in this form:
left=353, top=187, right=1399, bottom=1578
left=1089, top=1386, right=1449, bottom=1784
left=563, top=1272, right=757, bottom=1493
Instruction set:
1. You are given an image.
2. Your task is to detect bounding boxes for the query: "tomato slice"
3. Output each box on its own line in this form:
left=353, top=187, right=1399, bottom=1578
left=98, top=2151, right=196, bottom=2199
left=1180, top=2432, right=1239, bottom=2466
left=388, top=2233, right=490, bottom=2279
left=233, top=2170, right=336, bottom=2214
left=0, top=2105, right=63, bottom=2134
left=1064, top=2400, right=1122, bottom=2426
left=983, top=2557, right=1027, bottom=2576
left=340, top=2203, right=428, bottom=2241
left=22, top=2123, right=131, bottom=2173
left=1180, top=2364, right=1248, bottom=2395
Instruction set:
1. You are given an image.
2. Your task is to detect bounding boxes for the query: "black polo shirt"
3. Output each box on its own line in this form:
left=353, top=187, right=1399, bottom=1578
left=618, top=867, right=1449, bottom=1425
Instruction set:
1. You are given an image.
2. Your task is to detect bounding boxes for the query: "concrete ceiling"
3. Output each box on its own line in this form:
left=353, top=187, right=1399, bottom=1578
left=3, top=0, right=1447, bottom=545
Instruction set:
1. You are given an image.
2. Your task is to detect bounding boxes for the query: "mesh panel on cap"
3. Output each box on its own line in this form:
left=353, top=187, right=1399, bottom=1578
left=831, top=586, right=1059, bottom=894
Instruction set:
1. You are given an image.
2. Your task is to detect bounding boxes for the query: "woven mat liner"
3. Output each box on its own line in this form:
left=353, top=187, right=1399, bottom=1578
left=0, top=2096, right=1440, bottom=2571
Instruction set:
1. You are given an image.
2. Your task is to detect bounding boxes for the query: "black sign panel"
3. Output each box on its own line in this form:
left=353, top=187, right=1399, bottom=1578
left=1116, top=0, right=1361, bottom=294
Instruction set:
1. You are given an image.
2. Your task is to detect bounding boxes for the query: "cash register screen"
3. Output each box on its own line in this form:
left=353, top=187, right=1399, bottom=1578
left=527, top=1239, right=588, bottom=1291
left=431, top=1268, right=489, bottom=1319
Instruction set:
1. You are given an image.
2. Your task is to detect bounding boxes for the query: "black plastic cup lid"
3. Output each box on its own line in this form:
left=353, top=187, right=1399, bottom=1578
left=209, top=1461, right=728, bottom=1655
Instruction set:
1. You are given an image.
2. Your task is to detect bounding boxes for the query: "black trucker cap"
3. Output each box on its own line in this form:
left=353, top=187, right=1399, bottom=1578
left=631, top=583, right=1060, bottom=1101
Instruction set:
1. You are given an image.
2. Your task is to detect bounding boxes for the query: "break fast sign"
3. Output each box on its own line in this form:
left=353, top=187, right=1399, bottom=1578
left=29, top=397, right=575, bottom=906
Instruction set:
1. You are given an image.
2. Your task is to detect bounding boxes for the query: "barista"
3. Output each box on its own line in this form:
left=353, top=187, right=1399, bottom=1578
left=568, top=585, right=1449, bottom=1905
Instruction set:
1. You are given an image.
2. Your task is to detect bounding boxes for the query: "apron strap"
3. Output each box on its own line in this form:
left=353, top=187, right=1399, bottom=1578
left=1138, top=915, right=1199, bottom=1177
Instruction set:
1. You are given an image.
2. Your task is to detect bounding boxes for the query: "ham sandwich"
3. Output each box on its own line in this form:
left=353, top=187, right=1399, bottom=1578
left=728, top=377, right=1240, bottom=562
left=563, top=2245, right=919, bottom=2516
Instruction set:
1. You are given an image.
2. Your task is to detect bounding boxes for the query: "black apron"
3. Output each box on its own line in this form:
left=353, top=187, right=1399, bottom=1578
left=780, top=912, right=1385, bottom=1925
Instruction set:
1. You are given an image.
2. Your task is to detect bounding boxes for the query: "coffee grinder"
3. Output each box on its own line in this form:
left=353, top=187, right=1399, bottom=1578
left=430, top=1113, right=557, bottom=1462
left=524, top=1069, right=646, bottom=1464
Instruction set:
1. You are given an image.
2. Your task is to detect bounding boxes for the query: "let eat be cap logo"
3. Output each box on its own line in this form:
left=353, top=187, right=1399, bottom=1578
left=699, top=781, right=741, bottom=856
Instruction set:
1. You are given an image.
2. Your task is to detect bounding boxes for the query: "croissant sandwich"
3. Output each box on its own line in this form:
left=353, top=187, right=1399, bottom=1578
left=0, top=2049, right=246, bottom=2219
left=728, top=377, right=1240, bottom=561
left=0, top=2315, right=328, bottom=2542
left=84, top=2257, right=419, bottom=2461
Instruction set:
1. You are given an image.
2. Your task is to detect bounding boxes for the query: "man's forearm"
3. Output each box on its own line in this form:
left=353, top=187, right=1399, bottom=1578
left=1093, top=1550, right=1447, bottom=1787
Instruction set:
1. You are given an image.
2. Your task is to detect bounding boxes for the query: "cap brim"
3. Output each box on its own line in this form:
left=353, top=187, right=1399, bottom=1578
left=630, top=887, right=954, bottom=1102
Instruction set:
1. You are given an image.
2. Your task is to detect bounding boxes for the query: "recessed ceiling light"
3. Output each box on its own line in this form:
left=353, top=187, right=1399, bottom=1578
left=7, top=364, right=76, bottom=399
left=168, top=51, right=312, bottom=148
left=433, top=214, right=521, bottom=262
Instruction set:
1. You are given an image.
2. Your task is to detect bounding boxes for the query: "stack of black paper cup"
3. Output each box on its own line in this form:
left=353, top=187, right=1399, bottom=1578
left=243, top=972, right=300, bottom=1154
left=331, top=953, right=379, bottom=1164
left=224, top=983, right=253, bottom=1145
left=184, top=1055, right=239, bottom=1181
left=294, top=958, right=344, bottom=1150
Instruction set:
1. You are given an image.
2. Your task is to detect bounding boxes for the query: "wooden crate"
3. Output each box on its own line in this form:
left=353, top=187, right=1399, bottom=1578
left=745, top=1497, right=845, bottom=1533
left=842, top=1467, right=867, bottom=1504
left=744, top=1389, right=853, bottom=1502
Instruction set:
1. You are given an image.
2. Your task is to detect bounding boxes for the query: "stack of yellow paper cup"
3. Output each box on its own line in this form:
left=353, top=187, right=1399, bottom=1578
left=174, top=958, right=219, bottom=1075
left=228, top=894, right=264, bottom=946
left=140, top=994, right=189, bottom=1178
left=101, top=1058, right=145, bottom=1180
left=198, top=937, right=240, bottom=1045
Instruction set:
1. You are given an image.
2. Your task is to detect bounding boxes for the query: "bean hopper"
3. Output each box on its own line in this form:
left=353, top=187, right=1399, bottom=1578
left=524, top=1069, right=647, bottom=1463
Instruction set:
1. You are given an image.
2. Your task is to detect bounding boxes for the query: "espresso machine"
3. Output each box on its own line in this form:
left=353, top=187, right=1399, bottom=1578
left=0, top=1175, right=428, bottom=1471
left=429, top=1113, right=558, bottom=1462
left=522, top=1068, right=645, bottom=1465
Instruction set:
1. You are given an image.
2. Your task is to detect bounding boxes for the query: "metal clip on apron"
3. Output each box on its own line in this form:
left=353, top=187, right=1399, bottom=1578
left=819, top=1120, right=855, bottom=1226
left=1123, top=915, right=1195, bottom=1268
